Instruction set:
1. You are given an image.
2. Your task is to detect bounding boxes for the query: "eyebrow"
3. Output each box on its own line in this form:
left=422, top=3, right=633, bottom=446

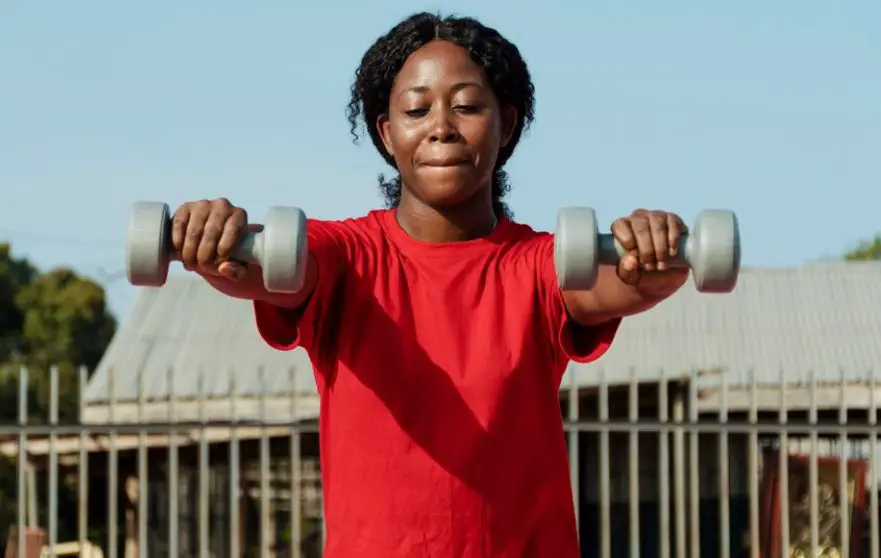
left=402, top=81, right=484, bottom=94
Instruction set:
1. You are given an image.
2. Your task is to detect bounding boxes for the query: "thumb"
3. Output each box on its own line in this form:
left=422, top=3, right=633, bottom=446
left=617, top=253, right=642, bottom=286
left=217, top=261, right=248, bottom=281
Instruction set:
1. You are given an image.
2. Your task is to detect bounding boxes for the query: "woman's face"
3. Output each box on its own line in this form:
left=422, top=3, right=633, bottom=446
left=378, top=40, right=516, bottom=210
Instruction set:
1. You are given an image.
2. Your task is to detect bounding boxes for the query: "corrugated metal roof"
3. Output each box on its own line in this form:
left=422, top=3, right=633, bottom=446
left=84, top=277, right=316, bottom=404
left=564, top=262, right=881, bottom=388
left=86, top=263, right=881, bottom=406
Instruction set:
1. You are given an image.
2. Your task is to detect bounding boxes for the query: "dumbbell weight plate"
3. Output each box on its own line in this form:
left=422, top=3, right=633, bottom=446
left=126, top=201, right=172, bottom=288
left=259, top=206, right=308, bottom=293
left=554, top=207, right=600, bottom=291
left=689, top=209, right=741, bottom=293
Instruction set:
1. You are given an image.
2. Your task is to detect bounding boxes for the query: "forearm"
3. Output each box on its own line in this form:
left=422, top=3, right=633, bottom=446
left=562, top=266, right=687, bottom=326
left=201, top=252, right=319, bottom=309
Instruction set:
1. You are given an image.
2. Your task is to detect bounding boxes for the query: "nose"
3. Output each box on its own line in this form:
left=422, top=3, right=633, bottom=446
left=428, top=108, right=460, bottom=143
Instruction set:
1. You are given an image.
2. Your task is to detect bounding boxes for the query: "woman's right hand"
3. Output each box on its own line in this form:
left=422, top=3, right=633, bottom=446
left=170, top=197, right=259, bottom=282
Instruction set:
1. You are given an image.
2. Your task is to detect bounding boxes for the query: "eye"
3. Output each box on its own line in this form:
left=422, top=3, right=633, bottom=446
left=454, top=104, right=482, bottom=114
left=405, top=108, right=429, bottom=117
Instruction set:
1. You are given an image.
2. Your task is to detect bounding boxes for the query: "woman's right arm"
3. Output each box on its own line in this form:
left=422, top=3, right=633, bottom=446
left=170, top=197, right=346, bottom=353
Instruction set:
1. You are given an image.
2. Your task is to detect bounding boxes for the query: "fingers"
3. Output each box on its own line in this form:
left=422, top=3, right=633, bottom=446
left=632, top=209, right=662, bottom=271
left=198, top=203, right=228, bottom=273
left=647, top=212, right=669, bottom=270
left=170, top=198, right=249, bottom=279
left=667, top=213, right=687, bottom=260
left=216, top=208, right=248, bottom=260
left=611, top=209, right=687, bottom=283
left=170, top=204, right=191, bottom=260
left=179, top=200, right=210, bottom=271
left=610, top=217, right=641, bottom=285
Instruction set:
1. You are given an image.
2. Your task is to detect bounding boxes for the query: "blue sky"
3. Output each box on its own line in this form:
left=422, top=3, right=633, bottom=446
left=1, top=1, right=879, bottom=320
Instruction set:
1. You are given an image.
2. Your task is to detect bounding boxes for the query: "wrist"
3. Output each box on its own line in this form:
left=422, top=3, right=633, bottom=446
left=634, top=270, right=689, bottom=299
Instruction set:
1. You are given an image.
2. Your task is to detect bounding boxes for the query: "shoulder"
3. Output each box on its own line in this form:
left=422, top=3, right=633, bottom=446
left=306, top=209, right=390, bottom=244
left=305, top=209, right=394, bottom=270
left=502, top=218, right=551, bottom=242
left=496, top=217, right=554, bottom=263
left=307, top=209, right=388, bottom=233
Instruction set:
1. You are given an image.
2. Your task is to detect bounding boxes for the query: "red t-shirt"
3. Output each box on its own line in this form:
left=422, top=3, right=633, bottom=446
left=254, top=209, right=619, bottom=558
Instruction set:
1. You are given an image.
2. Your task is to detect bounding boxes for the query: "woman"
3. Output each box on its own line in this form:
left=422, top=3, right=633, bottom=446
left=172, top=12, right=688, bottom=557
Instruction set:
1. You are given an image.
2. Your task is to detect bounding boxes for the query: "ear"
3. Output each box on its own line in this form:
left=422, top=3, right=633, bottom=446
left=376, top=113, right=395, bottom=157
left=499, top=105, right=518, bottom=148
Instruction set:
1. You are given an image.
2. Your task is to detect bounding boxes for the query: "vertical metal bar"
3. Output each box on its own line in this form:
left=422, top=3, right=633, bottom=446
left=808, top=369, right=819, bottom=557
left=658, top=369, right=670, bottom=558
left=748, top=368, right=759, bottom=558
left=78, top=366, right=89, bottom=552
left=599, top=369, right=610, bottom=558
left=290, top=366, right=301, bottom=558
left=672, top=381, right=686, bottom=558
left=688, top=369, right=700, bottom=558
left=718, top=371, right=730, bottom=558
left=199, top=369, right=210, bottom=558
left=778, top=367, right=790, bottom=558
left=260, top=367, right=270, bottom=558
left=27, top=463, right=36, bottom=527
left=568, top=369, right=580, bottom=532
left=628, top=367, right=640, bottom=558
left=108, top=367, right=118, bottom=558
left=48, top=365, right=59, bottom=557
left=838, top=368, right=849, bottom=558
left=869, top=368, right=879, bottom=558
left=230, top=370, right=240, bottom=557
left=168, top=367, right=179, bottom=558
left=17, top=366, right=28, bottom=558
left=138, top=368, right=148, bottom=558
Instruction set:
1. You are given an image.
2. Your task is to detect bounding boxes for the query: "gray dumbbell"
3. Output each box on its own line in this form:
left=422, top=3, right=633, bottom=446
left=125, top=201, right=308, bottom=293
left=554, top=207, right=741, bottom=293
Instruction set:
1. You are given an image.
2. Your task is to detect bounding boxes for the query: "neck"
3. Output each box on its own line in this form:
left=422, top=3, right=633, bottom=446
left=396, top=192, right=498, bottom=243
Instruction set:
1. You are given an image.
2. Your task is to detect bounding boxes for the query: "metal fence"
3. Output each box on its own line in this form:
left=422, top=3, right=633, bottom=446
left=1, top=364, right=880, bottom=558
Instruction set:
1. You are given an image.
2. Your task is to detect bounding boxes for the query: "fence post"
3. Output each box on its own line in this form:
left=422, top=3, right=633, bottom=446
left=138, top=367, right=148, bottom=558
left=567, top=369, right=579, bottom=534
left=17, top=366, right=29, bottom=558
left=78, top=366, right=90, bottom=554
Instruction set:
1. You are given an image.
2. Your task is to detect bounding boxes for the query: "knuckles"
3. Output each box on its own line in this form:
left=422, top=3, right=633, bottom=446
left=170, top=199, right=247, bottom=256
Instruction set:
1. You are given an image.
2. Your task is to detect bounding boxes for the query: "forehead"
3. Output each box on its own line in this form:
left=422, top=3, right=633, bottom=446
left=393, top=40, right=487, bottom=89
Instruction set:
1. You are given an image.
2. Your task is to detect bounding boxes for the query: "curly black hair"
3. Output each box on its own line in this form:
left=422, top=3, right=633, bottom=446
left=346, top=12, right=536, bottom=218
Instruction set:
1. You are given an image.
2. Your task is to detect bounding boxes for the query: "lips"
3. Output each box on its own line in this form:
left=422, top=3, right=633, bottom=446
left=420, top=156, right=471, bottom=167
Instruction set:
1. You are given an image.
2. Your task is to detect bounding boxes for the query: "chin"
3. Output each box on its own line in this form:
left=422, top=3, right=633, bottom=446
left=420, top=181, right=481, bottom=208
left=414, top=168, right=485, bottom=207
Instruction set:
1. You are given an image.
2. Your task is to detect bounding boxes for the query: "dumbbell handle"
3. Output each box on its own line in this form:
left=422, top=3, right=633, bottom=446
left=163, top=223, right=266, bottom=266
left=598, top=234, right=692, bottom=268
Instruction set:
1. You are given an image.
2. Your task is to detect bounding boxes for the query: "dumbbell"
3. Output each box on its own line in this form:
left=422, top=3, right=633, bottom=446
left=125, top=201, right=308, bottom=293
left=554, top=207, right=741, bottom=293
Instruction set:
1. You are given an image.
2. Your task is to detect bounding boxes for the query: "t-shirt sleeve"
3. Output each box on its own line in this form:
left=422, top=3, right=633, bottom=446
left=253, top=218, right=350, bottom=356
left=533, top=233, right=621, bottom=364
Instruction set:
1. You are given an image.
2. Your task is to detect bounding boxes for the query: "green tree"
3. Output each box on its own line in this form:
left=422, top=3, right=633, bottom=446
left=0, top=244, right=37, bottom=362
left=16, top=267, right=116, bottom=372
left=844, top=235, right=881, bottom=261
left=0, top=242, right=117, bottom=548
